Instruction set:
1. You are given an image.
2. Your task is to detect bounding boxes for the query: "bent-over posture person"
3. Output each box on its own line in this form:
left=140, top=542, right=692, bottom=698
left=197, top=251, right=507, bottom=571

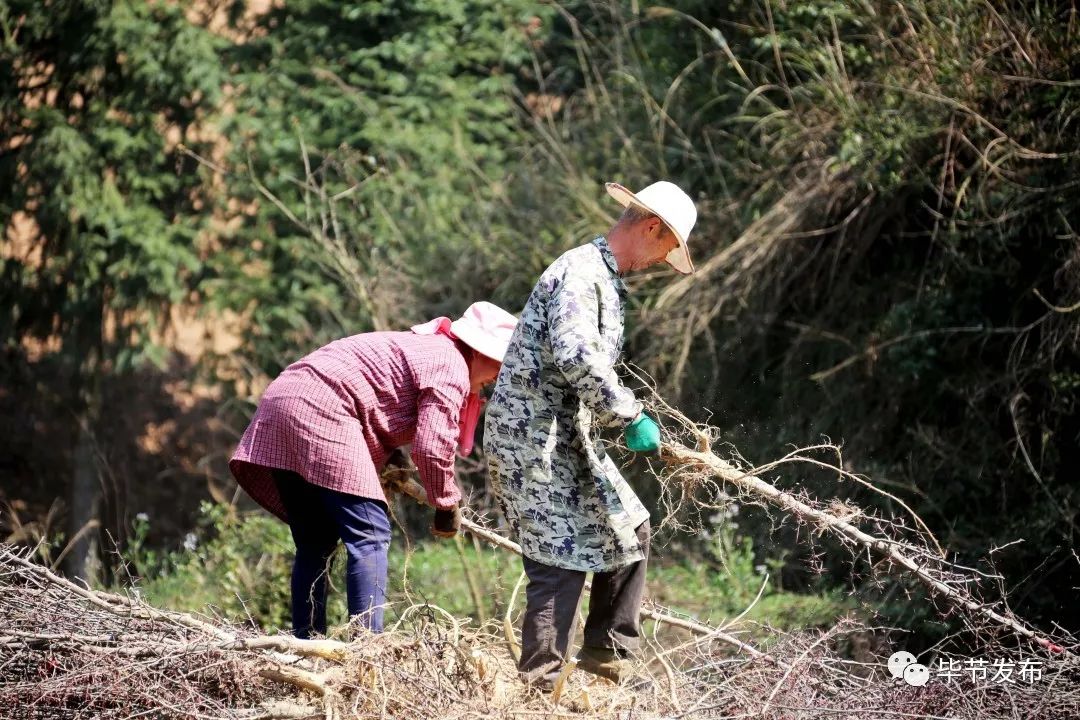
left=230, top=302, right=516, bottom=638
left=485, top=180, right=698, bottom=687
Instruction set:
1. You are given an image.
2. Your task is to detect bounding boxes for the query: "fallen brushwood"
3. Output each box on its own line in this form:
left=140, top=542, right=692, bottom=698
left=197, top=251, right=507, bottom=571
left=5, top=385, right=1077, bottom=718
left=6, top=541, right=1080, bottom=720
left=641, top=390, right=1074, bottom=659
left=0, top=542, right=801, bottom=719
left=4, top=415, right=1080, bottom=719
left=1, top=543, right=538, bottom=719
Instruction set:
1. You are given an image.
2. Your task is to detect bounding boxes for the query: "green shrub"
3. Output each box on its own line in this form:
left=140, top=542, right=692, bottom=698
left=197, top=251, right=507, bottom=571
left=120, top=502, right=298, bottom=631
left=116, top=503, right=851, bottom=638
left=647, top=518, right=851, bottom=639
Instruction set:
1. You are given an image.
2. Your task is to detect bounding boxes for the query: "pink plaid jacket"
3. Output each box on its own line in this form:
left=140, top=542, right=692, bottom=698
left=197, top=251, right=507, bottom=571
left=229, top=332, right=469, bottom=520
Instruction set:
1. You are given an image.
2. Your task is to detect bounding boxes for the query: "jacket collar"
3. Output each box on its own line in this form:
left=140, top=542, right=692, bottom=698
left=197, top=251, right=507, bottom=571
left=593, top=236, right=628, bottom=296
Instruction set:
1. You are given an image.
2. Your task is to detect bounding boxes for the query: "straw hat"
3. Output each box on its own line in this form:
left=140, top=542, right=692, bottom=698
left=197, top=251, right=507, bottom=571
left=605, top=180, right=697, bottom=274
left=450, top=301, right=517, bottom=362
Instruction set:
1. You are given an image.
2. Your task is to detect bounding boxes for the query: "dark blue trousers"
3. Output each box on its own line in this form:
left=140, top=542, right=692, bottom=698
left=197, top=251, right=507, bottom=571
left=272, top=470, right=391, bottom=638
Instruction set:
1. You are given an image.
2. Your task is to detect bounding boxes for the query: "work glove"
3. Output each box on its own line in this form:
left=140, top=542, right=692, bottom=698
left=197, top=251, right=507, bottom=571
left=623, top=413, right=661, bottom=453
left=380, top=448, right=415, bottom=494
left=431, top=506, right=461, bottom=538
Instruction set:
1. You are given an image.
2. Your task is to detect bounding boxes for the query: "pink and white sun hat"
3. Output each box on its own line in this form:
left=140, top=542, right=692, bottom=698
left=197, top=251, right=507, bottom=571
left=449, top=301, right=517, bottom=362
left=411, top=302, right=517, bottom=361
left=605, top=180, right=698, bottom=274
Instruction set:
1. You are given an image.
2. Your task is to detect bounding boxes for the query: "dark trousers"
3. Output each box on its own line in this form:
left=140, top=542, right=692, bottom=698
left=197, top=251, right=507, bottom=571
left=518, top=520, right=650, bottom=684
left=272, top=470, right=391, bottom=638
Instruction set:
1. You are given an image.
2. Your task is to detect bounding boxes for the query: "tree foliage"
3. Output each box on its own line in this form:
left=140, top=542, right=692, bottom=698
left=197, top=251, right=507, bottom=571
left=210, top=0, right=550, bottom=374
left=1, top=1, right=223, bottom=375
left=0, top=1, right=225, bottom=577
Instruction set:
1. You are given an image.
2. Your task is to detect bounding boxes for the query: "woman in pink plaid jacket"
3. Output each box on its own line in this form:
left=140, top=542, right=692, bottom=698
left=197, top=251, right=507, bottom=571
left=230, top=302, right=516, bottom=638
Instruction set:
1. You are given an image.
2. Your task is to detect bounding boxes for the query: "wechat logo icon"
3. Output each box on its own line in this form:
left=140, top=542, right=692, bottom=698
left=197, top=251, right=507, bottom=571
left=889, top=650, right=930, bottom=687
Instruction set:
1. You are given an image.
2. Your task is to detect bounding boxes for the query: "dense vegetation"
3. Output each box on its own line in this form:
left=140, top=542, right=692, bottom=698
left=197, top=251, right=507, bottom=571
left=2, top=1, right=1077, bottom=644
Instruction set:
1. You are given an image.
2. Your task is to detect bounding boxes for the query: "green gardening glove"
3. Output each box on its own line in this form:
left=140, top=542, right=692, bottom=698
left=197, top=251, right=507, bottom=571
left=624, top=413, right=661, bottom=453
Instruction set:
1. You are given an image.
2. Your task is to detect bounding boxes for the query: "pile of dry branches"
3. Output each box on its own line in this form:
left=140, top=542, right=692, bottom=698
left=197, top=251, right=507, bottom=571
left=4, top=541, right=1078, bottom=720
left=4, top=408, right=1079, bottom=718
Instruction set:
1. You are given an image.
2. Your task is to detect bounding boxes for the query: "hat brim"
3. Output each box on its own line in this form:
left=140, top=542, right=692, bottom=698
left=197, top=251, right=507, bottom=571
left=605, top=182, right=694, bottom=275
left=450, top=320, right=508, bottom=362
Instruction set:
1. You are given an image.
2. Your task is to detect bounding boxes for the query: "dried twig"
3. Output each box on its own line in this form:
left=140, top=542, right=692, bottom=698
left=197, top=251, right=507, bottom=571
left=646, top=393, right=1072, bottom=658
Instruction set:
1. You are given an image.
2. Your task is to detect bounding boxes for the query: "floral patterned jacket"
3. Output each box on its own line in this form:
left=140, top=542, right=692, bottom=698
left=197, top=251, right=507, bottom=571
left=484, top=236, right=649, bottom=572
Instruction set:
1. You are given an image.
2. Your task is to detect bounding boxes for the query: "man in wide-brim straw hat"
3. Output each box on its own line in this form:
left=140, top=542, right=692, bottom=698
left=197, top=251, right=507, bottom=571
left=230, top=301, right=517, bottom=638
left=485, top=180, right=698, bottom=687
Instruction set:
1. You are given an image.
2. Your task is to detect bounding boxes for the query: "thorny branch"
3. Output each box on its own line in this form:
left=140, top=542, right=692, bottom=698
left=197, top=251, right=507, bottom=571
left=642, top=389, right=1074, bottom=658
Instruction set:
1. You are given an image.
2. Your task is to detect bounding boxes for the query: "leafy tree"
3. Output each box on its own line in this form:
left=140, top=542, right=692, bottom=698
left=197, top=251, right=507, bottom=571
left=211, top=0, right=551, bottom=376
left=0, top=1, right=224, bottom=578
